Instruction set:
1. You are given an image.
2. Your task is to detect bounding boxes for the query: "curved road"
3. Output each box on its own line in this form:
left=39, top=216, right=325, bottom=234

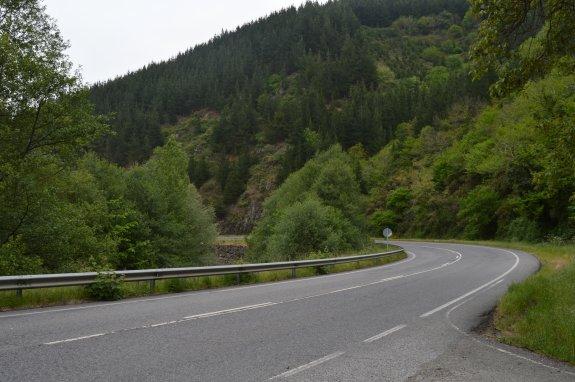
left=0, top=242, right=574, bottom=381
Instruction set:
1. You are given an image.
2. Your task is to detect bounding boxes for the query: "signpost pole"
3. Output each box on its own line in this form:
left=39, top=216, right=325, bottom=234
left=382, top=227, right=393, bottom=251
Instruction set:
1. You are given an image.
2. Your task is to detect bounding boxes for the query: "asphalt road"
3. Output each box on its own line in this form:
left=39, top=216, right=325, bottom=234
left=0, top=242, right=574, bottom=381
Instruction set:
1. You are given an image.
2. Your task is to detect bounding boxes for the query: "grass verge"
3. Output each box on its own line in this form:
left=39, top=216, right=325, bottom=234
left=489, top=242, right=574, bottom=365
left=401, top=238, right=575, bottom=365
left=0, top=244, right=405, bottom=311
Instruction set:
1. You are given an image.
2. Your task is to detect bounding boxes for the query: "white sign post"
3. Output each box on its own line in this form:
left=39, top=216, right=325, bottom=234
left=382, top=227, right=393, bottom=250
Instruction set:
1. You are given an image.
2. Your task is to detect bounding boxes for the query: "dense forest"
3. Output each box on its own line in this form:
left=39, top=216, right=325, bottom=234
left=0, top=0, right=216, bottom=275
left=90, top=0, right=490, bottom=233
left=1, top=0, right=574, bottom=275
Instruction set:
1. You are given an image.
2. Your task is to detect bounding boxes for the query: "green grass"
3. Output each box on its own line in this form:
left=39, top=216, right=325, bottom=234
left=489, top=242, right=575, bottom=365
left=0, top=244, right=405, bottom=311
left=400, top=238, right=575, bottom=365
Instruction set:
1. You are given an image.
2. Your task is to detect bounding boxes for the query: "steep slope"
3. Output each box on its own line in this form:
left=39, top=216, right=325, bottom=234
left=90, top=0, right=489, bottom=233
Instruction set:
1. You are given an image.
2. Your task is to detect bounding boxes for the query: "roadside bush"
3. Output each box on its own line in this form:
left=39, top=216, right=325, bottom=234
left=0, top=236, right=42, bottom=276
left=504, top=217, right=539, bottom=242
left=248, top=146, right=368, bottom=261
left=458, top=185, right=499, bottom=239
left=266, top=198, right=364, bottom=261
left=369, top=210, right=397, bottom=236
left=85, top=272, right=124, bottom=301
left=126, top=138, right=218, bottom=267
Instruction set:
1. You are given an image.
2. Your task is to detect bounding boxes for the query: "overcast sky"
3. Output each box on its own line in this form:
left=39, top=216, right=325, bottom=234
left=43, top=0, right=327, bottom=84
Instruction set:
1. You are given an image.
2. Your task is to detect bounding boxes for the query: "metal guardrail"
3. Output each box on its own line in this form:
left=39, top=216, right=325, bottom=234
left=0, top=249, right=403, bottom=292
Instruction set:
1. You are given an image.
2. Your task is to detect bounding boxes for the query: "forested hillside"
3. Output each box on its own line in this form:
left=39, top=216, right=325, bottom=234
left=2, top=0, right=573, bottom=277
left=91, top=0, right=489, bottom=233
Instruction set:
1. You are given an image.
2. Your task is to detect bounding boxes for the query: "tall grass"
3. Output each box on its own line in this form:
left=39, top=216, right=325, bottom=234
left=0, top=245, right=405, bottom=311
left=491, top=242, right=575, bottom=365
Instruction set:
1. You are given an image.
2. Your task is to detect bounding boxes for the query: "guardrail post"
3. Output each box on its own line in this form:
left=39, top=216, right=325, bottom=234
left=0, top=249, right=403, bottom=293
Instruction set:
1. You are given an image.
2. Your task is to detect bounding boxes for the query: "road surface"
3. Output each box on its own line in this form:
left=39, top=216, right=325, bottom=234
left=0, top=242, right=574, bottom=381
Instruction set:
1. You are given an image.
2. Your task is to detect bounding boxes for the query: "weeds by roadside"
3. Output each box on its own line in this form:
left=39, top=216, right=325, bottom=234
left=0, top=245, right=404, bottom=311
left=491, top=242, right=575, bottom=365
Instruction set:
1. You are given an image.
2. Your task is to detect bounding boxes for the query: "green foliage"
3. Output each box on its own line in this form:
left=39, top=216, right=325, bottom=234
left=363, top=65, right=575, bottom=242
left=470, top=0, right=575, bottom=96
left=496, top=244, right=575, bottom=364
left=369, top=210, right=397, bottom=235
left=0, top=0, right=107, bottom=274
left=85, top=272, right=124, bottom=301
left=266, top=198, right=364, bottom=261
left=0, top=236, right=41, bottom=276
left=505, top=217, right=539, bottom=243
left=126, top=138, right=217, bottom=267
left=457, top=186, right=499, bottom=239
left=248, top=146, right=368, bottom=261
left=1, top=5, right=218, bottom=277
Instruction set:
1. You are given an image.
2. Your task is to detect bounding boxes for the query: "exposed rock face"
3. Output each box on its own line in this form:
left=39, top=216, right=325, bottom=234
left=218, top=144, right=286, bottom=234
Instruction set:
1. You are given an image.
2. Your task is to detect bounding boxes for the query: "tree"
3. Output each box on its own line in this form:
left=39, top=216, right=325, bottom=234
left=126, top=138, right=217, bottom=267
left=0, top=0, right=105, bottom=273
left=470, top=0, right=575, bottom=96
left=248, top=146, right=368, bottom=261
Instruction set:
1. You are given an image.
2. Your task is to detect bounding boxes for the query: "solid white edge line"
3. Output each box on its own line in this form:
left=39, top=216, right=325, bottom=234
left=445, top=275, right=575, bottom=377
left=363, top=324, right=407, bottom=343
left=420, top=248, right=519, bottom=317
left=269, top=351, right=345, bottom=380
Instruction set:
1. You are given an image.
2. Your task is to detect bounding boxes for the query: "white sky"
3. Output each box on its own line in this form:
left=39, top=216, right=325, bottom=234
left=43, top=0, right=328, bottom=84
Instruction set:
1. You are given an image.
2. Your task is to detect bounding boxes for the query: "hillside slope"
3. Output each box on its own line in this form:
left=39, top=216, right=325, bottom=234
left=91, top=0, right=489, bottom=232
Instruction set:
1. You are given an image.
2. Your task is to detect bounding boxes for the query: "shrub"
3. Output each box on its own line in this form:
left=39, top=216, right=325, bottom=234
left=265, top=198, right=365, bottom=261
left=126, top=138, right=218, bottom=267
left=369, top=210, right=397, bottom=236
left=0, top=236, right=42, bottom=276
left=458, top=185, right=499, bottom=239
left=86, top=272, right=124, bottom=301
left=248, top=146, right=368, bottom=261
left=505, top=217, right=539, bottom=242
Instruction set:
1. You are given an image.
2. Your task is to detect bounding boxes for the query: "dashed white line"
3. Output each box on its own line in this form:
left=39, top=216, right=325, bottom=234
left=183, top=302, right=277, bottom=319
left=269, top=351, right=346, bottom=380
left=40, top=248, right=459, bottom=346
left=45, top=333, right=106, bottom=346
left=0, top=251, right=417, bottom=320
left=420, top=248, right=519, bottom=317
left=363, top=324, right=407, bottom=343
left=43, top=302, right=276, bottom=346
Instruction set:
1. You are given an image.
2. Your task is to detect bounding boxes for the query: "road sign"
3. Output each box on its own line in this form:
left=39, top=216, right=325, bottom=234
left=383, top=227, right=393, bottom=239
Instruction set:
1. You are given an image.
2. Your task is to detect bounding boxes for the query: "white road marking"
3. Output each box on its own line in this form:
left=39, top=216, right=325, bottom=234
left=183, top=302, right=277, bottom=319
left=269, top=351, right=345, bottom=380
left=0, top=251, right=416, bottom=320
left=363, top=324, right=406, bottom=343
left=420, top=248, right=519, bottom=317
left=445, top=276, right=575, bottom=377
left=44, top=333, right=105, bottom=345
left=38, top=248, right=459, bottom=346
left=43, top=302, right=276, bottom=346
